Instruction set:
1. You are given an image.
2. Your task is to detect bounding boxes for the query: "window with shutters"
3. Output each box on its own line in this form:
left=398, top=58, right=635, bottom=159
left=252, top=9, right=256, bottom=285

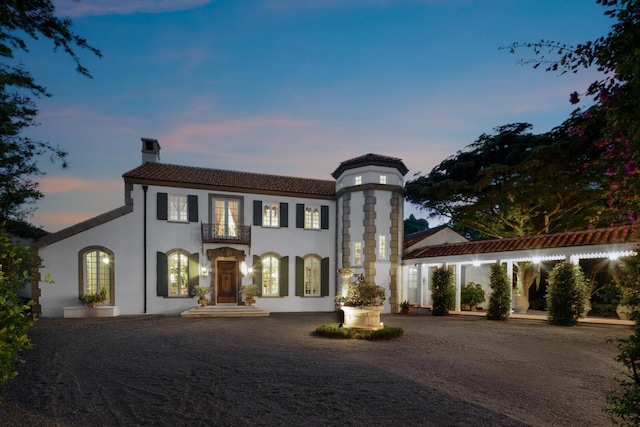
left=304, top=205, right=320, bottom=229
left=304, top=256, right=321, bottom=296
left=168, top=250, right=190, bottom=296
left=262, top=255, right=280, bottom=296
left=263, top=203, right=279, bottom=227
left=169, top=194, right=188, bottom=222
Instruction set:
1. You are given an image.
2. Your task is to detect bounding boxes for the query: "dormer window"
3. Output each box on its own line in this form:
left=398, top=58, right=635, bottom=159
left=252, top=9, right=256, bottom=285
left=380, top=174, right=387, bottom=184
left=355, top=176, right=362, bottom=185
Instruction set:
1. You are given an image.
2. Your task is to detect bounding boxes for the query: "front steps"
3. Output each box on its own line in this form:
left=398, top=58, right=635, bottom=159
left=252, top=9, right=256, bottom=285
left=180, top=305, right=270, bottom=318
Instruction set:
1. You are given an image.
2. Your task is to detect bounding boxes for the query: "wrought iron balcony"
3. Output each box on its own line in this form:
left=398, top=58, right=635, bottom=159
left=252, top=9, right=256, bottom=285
left=201, top=223, right=251, bottom=245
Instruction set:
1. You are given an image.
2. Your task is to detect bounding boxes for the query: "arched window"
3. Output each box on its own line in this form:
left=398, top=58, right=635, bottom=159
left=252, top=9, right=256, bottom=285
left=79, top=247, right=114, bottom=304
left=168, top=250, right=189, bottom=296
left=262, top=255, right=279, bottom=296
left=304, top=256, right=321, bottom=296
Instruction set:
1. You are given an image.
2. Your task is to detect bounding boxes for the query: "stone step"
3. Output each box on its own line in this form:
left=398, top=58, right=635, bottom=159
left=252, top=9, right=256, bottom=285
left=180, top=305, right=270, bottom=318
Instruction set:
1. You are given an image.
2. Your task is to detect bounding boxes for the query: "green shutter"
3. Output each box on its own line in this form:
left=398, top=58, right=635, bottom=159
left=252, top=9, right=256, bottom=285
left=188, top=195, right=198, bottom=222
left=188, top=253, right=199, bottom=296
left=296, top=204, right=304, bottom=228
left=295, top=256, right=304, bottom=296
left=157, top=193, right=168, bottom=220
left=156, top=251, right=168, bottom=296
left=321, top=205, right=329, bottom=230
left=253, top=255, right=263, bottom=296
left=280, top=256, right=289, bottom=296
left=280, top=202, right=288, bottom=227
left=321, top=257, right=330, bottom=296
left=253, top=200, right=263, bottom=226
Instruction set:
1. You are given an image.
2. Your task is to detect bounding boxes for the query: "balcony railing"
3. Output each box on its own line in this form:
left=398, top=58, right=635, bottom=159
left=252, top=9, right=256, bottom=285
left=201, top=223, right=251, bottom=245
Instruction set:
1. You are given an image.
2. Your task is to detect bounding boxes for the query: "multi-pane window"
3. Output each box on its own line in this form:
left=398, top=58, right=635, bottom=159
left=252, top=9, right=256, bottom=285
left=355, top=176, right=362, bottom=185
left=263, top=203, right=279, bottom=227
left=408, top=266, right=418, bottom=303
left=169, top=194, right=188, bottom=222
left=354, top=242, right=362, bottom=265
left=168, top=251, right=189, bottom=296
left=304, top=206, right=320, bottom=229
left=83, top=249, right=112, bottom=301
left=214, top=198, right=239, bottom=237
left=379, top=235, right=387, bottom=259
left=380, top=174, right=387, bottom=184
left=262, top=256, right=279, bottom=296
left=304, top=257, right=321, bottom=296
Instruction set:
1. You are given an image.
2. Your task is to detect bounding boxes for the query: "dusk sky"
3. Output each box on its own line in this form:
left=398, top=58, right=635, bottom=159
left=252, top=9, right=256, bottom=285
left=22, top=0, right=612, bottom=232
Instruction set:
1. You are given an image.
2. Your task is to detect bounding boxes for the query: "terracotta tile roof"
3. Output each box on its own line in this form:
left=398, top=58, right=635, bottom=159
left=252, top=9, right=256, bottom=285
left=403, top=224, right=450, bottom=249
left=123, top=162, right=336, bottom=197
left=331, top=153, right=409, bottom=178
left=403, top=226, right=639, bottom=260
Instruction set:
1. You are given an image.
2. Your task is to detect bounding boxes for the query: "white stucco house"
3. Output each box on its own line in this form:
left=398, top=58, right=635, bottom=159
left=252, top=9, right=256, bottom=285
left=33, top=139, right=407, bottom=317
left=30, top=138, right=639, bottom=318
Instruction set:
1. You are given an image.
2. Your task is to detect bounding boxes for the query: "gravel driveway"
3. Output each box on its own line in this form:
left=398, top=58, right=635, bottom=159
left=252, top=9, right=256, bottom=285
left=0, top=313, right=632, bottom=426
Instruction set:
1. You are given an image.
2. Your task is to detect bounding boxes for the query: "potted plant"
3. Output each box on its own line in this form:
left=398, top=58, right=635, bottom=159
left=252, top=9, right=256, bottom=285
left=241, top=284, right=260, bottom=306
left=399, top=300, right=410, bottom=314
left=461, top=282, right=485, bottom=311
left=192, top=286, right=213, bottom=307
left=335, top=274, right=386, bottom=329
left=79, top=289, right=108, bottom=307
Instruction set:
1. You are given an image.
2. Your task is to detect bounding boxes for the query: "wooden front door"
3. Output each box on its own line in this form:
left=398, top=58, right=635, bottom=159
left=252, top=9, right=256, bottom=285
left=217, top=260, right=238, bottom=304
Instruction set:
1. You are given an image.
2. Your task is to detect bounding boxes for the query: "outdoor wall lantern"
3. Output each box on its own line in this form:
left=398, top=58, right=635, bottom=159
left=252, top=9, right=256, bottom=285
left=200, top=260, right=211, bottom=276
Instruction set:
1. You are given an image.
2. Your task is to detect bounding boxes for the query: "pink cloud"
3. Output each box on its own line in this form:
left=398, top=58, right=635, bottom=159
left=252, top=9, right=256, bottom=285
left=53, top=0, right=210, bottom=17
left=38, top=176, right=122, bottom=194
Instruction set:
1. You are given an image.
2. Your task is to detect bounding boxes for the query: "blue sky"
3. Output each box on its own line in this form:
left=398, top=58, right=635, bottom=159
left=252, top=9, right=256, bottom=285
left=22, top=0, right=612, bottom=231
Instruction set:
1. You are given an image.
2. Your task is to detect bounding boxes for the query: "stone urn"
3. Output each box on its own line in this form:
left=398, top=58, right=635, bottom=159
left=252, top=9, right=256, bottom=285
left=341, top=306, right=384, bottom=330
left=198, top=298, right=208, bottom=308
left=514, top=295, right=529, bottom=314
left=617, top=304, right=633, bottom=320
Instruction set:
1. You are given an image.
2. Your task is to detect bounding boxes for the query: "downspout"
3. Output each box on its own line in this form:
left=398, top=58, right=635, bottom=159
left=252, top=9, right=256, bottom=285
left=143, top=185, right=148, bottom=313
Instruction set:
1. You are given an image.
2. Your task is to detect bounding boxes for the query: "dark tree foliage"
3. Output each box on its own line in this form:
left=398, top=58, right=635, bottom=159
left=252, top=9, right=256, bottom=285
left=0, top=0, right=101, bottom=224
left=404, top=114, right=616, bottom=239
left=403, top=214, right=429, bottom=235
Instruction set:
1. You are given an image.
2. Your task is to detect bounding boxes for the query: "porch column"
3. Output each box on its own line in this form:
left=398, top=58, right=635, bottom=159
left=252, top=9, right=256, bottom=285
left=454, top=263, right=462, bottom=312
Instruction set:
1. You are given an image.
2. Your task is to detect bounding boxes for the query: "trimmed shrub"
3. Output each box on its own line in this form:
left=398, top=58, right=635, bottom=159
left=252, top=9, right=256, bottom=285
left=315, top=323, right=404, bottom=340
left=487, top=262, right=511, bottom=320
left=431, top=267, right=454, bottom=316
left=546, top=262, right=589, bottom=326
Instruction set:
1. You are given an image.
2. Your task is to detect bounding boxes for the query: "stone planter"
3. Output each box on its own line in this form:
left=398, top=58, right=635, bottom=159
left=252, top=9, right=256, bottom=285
left=341, top=306, right=384, bottom=330
left=617, top=304, right=633, bottom=320
left=514, top=295, right=529, bottom=314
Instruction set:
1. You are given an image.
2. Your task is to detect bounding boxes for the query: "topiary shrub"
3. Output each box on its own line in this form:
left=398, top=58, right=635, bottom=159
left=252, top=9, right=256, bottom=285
left=461, top=282, right=485, bottom=311
left=546, top=262, right=589, bottom=326
left=431, top=267, right=454, bottom=316
left=487, top=262, right=511, bottom=320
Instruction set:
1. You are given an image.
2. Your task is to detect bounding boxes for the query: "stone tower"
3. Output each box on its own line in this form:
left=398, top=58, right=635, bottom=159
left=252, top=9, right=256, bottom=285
left=332, top=154, right=408, bottom=313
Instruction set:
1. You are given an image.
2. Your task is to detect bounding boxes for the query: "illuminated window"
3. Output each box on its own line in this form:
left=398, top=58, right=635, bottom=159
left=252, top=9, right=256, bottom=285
left=379, top=235, right=387, bottom=259
left=81, top=248, right=113, bottom=303
left=354, top=242, right=362, bottom=265
left=380, top=175, right=387, bottom=184
left=263, top=203, right=279, bottom=227
left=408, top=266, right=418, bottom=303
left=168, top=194, right=188, bottom=222
left=214, top=198, right=239, bottom=237
left=304, top=256, right=321, bottom=296
left=168, top=251, right=189, bottom=296
left=355, top=176, right=362, bottom=185
left=305, top=205, right=320, bottom=229
left=262, top=255, right=279, bottom=296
